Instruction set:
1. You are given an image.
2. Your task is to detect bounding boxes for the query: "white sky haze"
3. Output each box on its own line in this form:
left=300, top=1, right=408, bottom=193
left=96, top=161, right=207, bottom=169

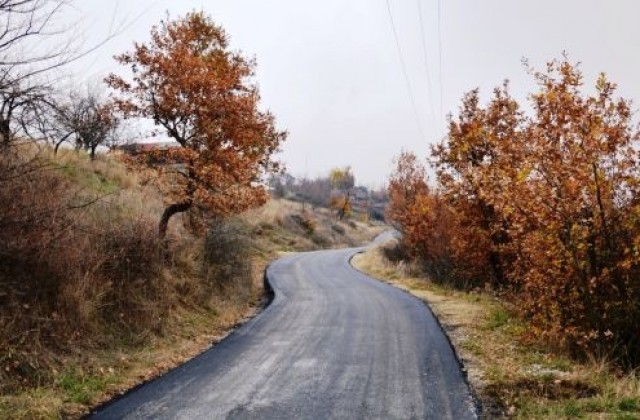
left=64, top=1, right=640, bottom=186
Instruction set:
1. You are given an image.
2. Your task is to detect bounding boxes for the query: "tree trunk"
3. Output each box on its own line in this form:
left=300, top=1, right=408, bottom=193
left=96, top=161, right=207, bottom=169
left=0, top=118, right=11, bottom=145
left=90, top=145, right=97, bottom=160
left=338, top=192, right=351, bottom=220
left=53, top=133, right=72, bottom=155
left=159, top=200, right=192, bottom=238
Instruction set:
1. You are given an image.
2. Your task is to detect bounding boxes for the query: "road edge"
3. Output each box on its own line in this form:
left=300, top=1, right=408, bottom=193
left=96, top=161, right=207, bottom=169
left=347, top=249, right=483, bottom=419
left=87, top=262, right=278, bottom=418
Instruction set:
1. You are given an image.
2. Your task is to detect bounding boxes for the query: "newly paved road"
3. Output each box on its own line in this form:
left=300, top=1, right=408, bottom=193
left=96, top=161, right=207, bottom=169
left=91, top=245, right=477, bottom=419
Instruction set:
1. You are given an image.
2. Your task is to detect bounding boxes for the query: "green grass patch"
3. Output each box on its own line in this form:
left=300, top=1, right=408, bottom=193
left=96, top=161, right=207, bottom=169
left=618, top=397, right=640, bottom=412
left=486, top=306, right=510, bottom=330
left=461, top=337, right=483, bottom=356
left=57, top=369, right=117, bottom=405
left=58, top=164, right=120, bottom=194
left=515, top=396, right=640, bottom=419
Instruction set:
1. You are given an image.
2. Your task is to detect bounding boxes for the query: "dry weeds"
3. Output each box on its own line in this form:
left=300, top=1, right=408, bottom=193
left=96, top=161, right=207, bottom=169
left=1, top=146, right=387, bottom=418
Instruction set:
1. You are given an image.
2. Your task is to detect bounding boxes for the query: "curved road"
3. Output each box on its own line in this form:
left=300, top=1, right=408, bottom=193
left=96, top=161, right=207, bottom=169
left=91, top=246, right=476, bottom=419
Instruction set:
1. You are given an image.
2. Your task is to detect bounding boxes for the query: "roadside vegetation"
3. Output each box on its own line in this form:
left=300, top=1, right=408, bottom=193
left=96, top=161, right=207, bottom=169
left=0, top=145, right=383, bottom=418
left=382, top=57, right=640, bottom=417
left=269, top=167, right=389, bottom=223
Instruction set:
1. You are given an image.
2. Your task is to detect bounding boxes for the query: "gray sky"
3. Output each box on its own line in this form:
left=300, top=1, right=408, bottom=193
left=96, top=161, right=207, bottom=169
left=65, top=0, right=640, bottom=186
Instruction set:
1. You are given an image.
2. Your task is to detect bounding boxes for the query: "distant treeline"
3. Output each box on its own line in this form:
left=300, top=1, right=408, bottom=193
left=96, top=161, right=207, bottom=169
left=269, top=170, right=388, bottom=221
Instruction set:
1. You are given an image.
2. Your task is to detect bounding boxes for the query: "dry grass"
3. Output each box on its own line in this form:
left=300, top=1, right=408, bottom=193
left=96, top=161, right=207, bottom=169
left=244, top=198, right=385, bottom=252
left=352, top=240, right=640, bottom=419
left=0, top=145, right=388, bottom=418
left=0, top=145, right=263, bottom=418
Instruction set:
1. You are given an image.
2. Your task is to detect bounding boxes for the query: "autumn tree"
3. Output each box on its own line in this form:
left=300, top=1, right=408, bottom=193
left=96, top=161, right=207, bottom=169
left=499, top=60, right=640, bottom=358
left=107, top=12, right=286, bottom=237
left=387, top=152, right=429, bottom=250
left=410, top=57, right=640, bottom=363
left=432, top=82, right=526, bottom=287
left=387, top=152, right=427, bottom=227
left=329, top=166, right=354, bottom=219
left=387, top=152, right=470, bottom=286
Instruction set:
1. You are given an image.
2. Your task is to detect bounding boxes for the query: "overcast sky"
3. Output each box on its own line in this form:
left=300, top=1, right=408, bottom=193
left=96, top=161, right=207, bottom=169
left=63, top=0, right=640, bottom=187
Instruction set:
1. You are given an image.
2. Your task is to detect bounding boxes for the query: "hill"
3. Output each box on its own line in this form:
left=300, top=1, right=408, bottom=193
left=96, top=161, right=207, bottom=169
left=0, top=145, right=385, bottom=418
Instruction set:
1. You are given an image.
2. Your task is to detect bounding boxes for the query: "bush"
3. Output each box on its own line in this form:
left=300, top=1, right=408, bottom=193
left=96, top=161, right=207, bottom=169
left=0, top=147, right=171, bottom=390
left=380, top=240, right=406, bottom=263
left=389, top=59, right=640, bottom=367
left=202, top=218, right=252, bottom=297
left=331, top=223, right=346, bottom=235
left=286, top=212, right=316, bottom=235
left=310, top=232, right=330, bottom=247
left=95, top=219, right=167, bottom=334
left=369, top=208, right=385, bottom=222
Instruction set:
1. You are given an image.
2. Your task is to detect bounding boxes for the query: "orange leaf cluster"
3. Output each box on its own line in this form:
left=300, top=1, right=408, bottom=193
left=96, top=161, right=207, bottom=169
left=389, top=58, right=640, bottom=364
left=106, top=12, right=286, bottom=235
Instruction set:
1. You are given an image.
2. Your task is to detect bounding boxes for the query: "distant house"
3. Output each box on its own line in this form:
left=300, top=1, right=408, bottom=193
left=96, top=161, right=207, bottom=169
left=352, top=186, right=369, bottom=201
left=114, top=141, right=184, bottom=166
left=116, top=141, right=179, bottom=156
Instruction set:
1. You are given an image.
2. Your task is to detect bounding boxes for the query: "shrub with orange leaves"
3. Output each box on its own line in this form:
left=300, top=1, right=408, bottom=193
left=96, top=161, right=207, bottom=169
left=498, top=59, right=640, bottom=362
left=387, top=152, right=494, bottom=288
left=107, top=12, right=286, bottom=237
left=392, top=58, right=640, bottom=365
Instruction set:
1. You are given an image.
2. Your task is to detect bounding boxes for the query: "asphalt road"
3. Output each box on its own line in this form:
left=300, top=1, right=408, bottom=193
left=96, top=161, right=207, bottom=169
left=91, top=244, right=477, bottom=419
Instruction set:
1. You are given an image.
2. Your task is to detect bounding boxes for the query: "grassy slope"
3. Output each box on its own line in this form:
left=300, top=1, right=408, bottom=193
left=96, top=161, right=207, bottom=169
left=0, top=149, right=384, bottom=419
left=352, top=241, right=640, bottom=419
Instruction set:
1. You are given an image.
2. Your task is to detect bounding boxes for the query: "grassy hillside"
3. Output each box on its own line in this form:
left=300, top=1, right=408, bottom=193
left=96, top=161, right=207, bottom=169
left=0, top=146, right=384, bottom=419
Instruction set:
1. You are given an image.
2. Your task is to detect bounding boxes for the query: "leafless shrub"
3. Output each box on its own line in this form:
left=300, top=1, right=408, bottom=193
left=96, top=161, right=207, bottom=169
left=380, top=239, right=407, bottom=263
left=331, top=223, right=346, bottom=235
left=94, top=219, right=167, bottom=335
left=202, top=218, right=253, bottom=297
left=0, top=148, right=170, bottom=389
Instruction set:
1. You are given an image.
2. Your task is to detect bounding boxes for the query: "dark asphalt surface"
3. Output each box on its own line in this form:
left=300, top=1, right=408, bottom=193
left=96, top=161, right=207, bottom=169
left=91, top=242, right=477, bottom=419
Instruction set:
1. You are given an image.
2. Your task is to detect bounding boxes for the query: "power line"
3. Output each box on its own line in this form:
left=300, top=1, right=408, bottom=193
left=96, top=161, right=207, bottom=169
left=416, top=0, right=437, bottom=135
left=384, top=0, right=425, bottom=141
left=437, top=0, right=444, bottom=129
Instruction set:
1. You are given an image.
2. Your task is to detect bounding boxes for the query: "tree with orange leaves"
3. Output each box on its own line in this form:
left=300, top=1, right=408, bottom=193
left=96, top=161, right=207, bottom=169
left=433, top=82, right=526, bottom=287
left=106, top=12, right=286, bottom=237
left=395, top=57, right=640, bottom=362
left=386, top=152, right=429, bottom=231
left=329, top=166, right=354, bottom=220
left=387, top=152, right=486, bottom=288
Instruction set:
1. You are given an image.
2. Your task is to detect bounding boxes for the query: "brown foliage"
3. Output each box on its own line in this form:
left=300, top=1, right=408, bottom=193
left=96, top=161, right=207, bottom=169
left=329, top=195, right=352, bottom=220
left=202, top=218, right=253, bottom=298
left=0, top=148, right=237, bottom=391
left=329, top=167, right=355, bottom=219
left=106, top=11, right=286, bottom=237
left=386, top=152, right=489, bottom=288
left=389, top=58, right=640, bottom=365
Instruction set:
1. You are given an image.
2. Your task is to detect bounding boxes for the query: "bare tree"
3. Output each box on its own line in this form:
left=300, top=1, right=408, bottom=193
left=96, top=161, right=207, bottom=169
left=54, top=89, right=119, bottom=159
left=0, top=0, right=128, bottom=150
left=0, top=1, right=75, bottom=148
left=0, top=1, right=72, bottom=67
left=0, top=76, right=51, bottom=144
